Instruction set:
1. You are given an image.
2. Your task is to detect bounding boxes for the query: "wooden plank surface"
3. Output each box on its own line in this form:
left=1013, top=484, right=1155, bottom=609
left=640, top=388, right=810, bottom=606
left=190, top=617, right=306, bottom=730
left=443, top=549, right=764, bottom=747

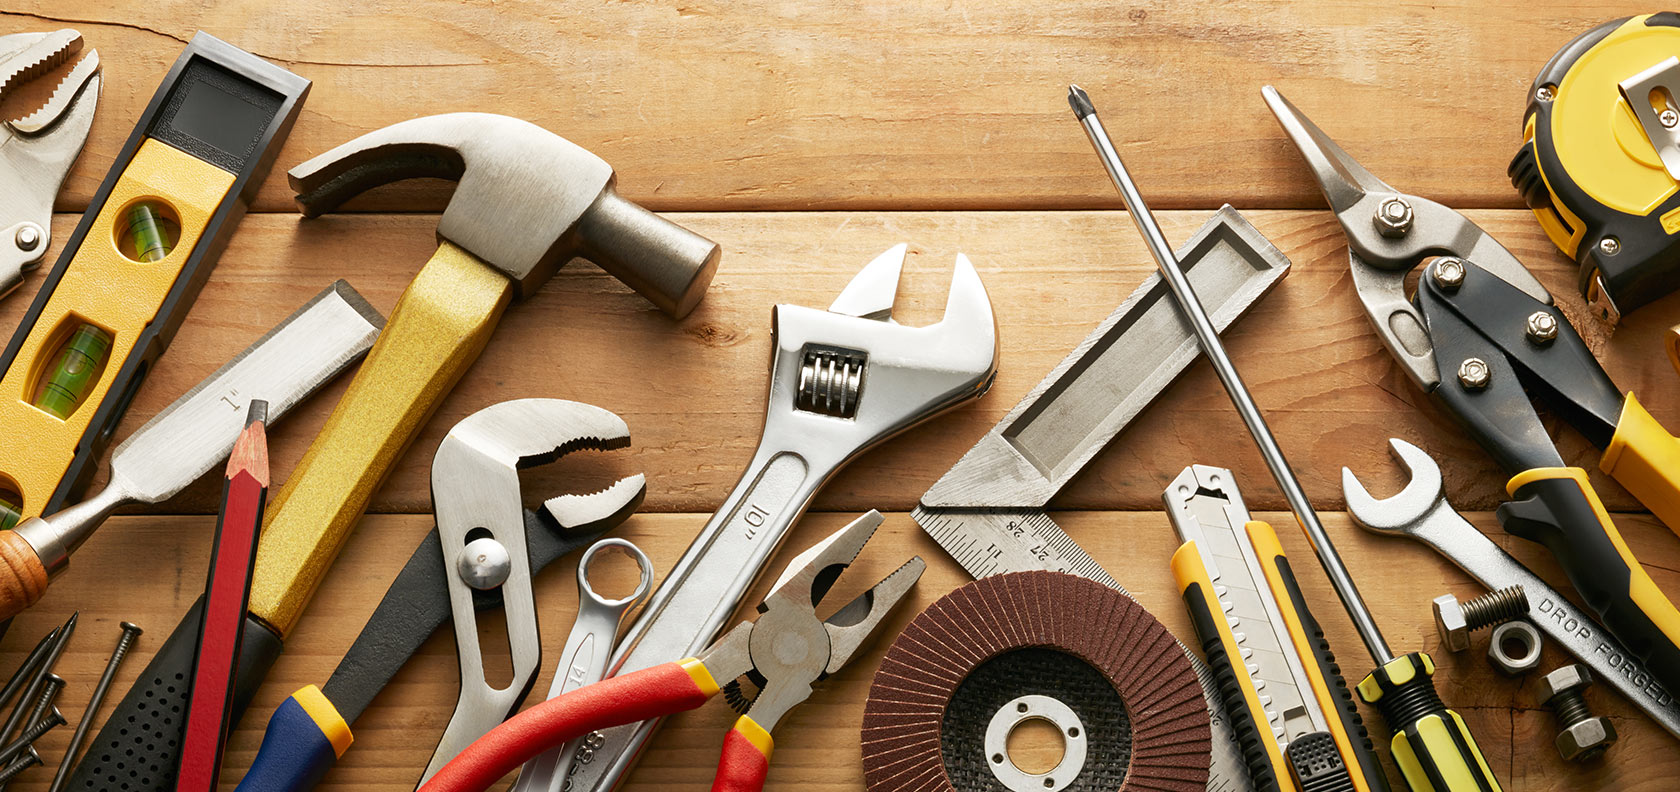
left=4, top=2, right=1680, bottom=790
left=4, top=2, right=1658, bottom=213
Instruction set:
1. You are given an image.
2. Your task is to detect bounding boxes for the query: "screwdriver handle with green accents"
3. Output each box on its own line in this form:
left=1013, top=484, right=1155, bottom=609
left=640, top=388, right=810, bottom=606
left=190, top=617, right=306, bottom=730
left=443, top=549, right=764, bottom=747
left=1497, top=467, right=1680, bottom=694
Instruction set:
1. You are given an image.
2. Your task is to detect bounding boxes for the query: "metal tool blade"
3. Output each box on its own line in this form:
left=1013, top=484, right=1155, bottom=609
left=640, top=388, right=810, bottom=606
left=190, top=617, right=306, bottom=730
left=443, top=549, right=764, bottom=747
left=921, top=205, right=1288, bottom=510
left=913, top=207, right=1290, bottom=792
left=1165, top=465, right=1326, bottom=747
left=108, top=282, right=382, bottom=504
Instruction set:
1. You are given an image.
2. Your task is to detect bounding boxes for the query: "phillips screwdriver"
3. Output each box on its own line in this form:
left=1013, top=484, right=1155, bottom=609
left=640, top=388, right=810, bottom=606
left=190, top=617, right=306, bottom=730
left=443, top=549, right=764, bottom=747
left=1070, top=85, right=1503, bottom=792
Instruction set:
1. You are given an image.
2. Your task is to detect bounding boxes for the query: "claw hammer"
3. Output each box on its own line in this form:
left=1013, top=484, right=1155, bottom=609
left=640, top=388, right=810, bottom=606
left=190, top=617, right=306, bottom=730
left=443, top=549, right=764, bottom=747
left=66, top=112, right=719, bottom=792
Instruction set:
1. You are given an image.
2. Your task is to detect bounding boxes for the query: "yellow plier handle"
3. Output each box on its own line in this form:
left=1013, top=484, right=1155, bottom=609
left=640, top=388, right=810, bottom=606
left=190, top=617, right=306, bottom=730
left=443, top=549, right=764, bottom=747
left=1602, top=392, right=1680, bottom=537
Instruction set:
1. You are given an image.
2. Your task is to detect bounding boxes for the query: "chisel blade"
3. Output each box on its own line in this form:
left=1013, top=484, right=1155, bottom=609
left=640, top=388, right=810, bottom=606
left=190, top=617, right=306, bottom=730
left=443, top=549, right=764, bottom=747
left=106, top=281, right=384, bottom=505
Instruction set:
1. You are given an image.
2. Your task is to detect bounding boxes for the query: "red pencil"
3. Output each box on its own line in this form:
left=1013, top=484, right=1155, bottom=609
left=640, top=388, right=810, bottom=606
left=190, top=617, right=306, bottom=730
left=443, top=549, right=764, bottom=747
left=177, top=400, right=270, bottom=792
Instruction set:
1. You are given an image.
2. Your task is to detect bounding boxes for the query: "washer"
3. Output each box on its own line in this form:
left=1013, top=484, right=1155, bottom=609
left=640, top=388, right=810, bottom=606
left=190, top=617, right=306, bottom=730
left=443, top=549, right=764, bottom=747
left=983, top=695, right=1087, bottom=792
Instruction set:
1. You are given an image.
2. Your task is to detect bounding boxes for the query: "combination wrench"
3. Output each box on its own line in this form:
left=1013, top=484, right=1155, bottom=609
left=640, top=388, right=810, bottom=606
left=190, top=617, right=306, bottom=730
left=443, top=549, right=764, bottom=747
left=568, top=243, right=999, bottom=792
left=1342, top=438, right=1679, bottom=742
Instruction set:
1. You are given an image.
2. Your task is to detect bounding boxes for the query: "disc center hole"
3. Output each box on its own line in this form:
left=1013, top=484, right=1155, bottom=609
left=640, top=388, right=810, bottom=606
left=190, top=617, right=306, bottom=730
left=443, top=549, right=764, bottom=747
left=1005, top=717, right=1065, bottom=775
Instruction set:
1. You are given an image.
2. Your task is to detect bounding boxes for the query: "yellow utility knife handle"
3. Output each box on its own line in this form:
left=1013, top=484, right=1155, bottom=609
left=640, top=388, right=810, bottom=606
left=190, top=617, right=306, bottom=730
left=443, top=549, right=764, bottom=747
left=1171, top=540, right=1294, bottom=792
left=1357, top=654, right=1501, bottom=792
left=1247, top=521, right=1386, bottom=792
left=1499, top=467, right=1680, bottom=696
left=248, top=242, right=512, bottom=637
left=1601, top=392, right=1680, bottom=537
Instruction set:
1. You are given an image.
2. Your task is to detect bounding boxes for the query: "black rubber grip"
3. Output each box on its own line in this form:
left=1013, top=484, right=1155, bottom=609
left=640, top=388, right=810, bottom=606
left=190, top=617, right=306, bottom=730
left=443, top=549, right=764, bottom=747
left=1286, top=731, right=1355, bottom=792
left=1183, top=581, right=1282, bottom=792
left=1499, top=474, right=1680, bottom=695
left=66, top=598, right=283, bottom=791
left=1272, top=556, right=1389, bottom=792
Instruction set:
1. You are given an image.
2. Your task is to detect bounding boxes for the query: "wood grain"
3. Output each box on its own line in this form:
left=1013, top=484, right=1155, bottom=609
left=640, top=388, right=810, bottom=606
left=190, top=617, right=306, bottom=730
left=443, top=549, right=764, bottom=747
left=7, top=209, right=1677, bottom=519
left=4, top=1, right=1649, bottom=213
left=2, top=508, right=1673, bottom=791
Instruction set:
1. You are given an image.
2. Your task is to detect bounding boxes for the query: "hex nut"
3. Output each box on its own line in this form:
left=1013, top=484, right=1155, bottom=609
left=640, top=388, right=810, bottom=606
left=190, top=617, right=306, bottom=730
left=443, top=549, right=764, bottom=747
left=1433, top=594, right=1471, bottom=653
left=1555, top=717, right=1617, bottom=762
left=1488, top=620, right=1542, bottom=676
left=1538, top=665, right=1592, bottom=703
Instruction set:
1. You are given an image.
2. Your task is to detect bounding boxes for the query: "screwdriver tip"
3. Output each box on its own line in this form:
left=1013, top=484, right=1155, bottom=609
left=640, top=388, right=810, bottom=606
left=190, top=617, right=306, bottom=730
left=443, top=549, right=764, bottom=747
left=1067, top=84, right=1095, bottom=119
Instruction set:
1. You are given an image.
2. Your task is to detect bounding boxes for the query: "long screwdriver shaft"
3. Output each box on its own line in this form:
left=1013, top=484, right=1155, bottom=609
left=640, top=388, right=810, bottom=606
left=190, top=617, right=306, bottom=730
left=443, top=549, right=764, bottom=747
left=1069, top=84, right=1393, bottom=664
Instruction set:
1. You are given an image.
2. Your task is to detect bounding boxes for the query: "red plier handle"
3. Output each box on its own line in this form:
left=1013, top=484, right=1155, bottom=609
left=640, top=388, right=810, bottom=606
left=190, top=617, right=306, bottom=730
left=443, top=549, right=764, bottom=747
left=418, top=659, right=774, bottom=792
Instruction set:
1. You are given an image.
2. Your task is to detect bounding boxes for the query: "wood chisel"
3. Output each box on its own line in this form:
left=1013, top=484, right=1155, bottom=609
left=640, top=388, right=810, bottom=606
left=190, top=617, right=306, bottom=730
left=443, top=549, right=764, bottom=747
left=177, top=401, right=270, bottom=792
left=1074, top=84, right=1502, bottom=792
left=0, top=32, right=308, bottom=523
left=1509, top=13, right=1680, bottom=322
left=0, top=282, right=381, bottom=620
left=1166, top=465, right=1387, bottom=792
left=912, top=206, right=1288, bottom=792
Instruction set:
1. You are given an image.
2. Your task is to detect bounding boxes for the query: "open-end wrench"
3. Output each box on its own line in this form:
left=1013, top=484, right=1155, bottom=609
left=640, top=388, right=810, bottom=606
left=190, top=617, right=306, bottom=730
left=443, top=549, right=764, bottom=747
left=1342, top=438, right=1680, bottom=743
left=568, top=244, right=998, bottom=792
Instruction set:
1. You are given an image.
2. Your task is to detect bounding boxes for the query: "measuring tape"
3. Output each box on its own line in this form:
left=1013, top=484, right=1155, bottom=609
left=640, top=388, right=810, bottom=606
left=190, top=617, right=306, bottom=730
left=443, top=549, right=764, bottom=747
left=0, top=32, right=308, bottom=527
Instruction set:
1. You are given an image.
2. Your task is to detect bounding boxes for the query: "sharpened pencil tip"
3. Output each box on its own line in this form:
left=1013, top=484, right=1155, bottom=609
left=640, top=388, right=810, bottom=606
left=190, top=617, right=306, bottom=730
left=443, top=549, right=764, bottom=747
left=1067, top=85, right=1094, bottom=119
left=226, top=408, right=270, bottom=487
left=245, top=399, right=268, bottom=426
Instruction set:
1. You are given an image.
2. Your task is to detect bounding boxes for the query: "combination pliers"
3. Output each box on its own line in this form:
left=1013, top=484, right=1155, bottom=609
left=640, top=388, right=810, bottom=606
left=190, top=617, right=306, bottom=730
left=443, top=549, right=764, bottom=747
left=1265, top=86, right=1680, bottom=697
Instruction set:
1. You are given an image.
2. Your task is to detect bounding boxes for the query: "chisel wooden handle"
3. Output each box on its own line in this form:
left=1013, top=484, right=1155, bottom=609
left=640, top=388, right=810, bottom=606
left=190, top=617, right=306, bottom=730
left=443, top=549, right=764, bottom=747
left=248, top=242, right=510, bottom=638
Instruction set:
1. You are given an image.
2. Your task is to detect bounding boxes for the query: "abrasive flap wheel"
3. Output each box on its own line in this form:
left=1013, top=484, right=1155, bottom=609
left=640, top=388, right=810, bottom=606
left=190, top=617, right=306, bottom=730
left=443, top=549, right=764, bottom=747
left=861, top=571, right=1210, bottom=792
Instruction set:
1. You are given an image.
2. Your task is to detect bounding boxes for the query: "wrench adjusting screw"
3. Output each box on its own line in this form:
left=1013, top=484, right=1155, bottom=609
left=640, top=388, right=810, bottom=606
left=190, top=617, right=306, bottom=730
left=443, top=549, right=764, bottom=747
left=1538, top=665, right=1617, bottom=762
left=1524, top=311, right=1558, bottom=344
left=797, top=347, right=867, bottom=418
left=458, top=536, right=512, bottom=590
left=1432, top=585, right=1528, bottom=653
left=1456, top=358, right=1491, bottom=390
left=1374, top=197, right=1414, bottom=238
left=1430, top=257, right=1466, bottom=291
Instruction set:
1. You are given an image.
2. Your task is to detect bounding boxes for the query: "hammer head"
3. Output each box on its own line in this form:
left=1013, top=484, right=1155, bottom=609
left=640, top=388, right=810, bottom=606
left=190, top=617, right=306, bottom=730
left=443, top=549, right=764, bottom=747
left=288, top=112, right=719, bottom=316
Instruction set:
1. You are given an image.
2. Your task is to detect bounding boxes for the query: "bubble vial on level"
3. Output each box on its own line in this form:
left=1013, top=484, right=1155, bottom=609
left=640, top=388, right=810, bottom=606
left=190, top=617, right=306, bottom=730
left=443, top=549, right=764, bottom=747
left=34, top=324, right=114, bottom=419
left=122, top=202, right=178, bottom=262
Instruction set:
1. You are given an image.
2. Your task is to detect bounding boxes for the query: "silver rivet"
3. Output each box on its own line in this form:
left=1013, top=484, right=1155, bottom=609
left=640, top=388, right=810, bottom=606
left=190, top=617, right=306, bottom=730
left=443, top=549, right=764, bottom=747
left=1525, top=311, right=1558, bottom=344
left=1599, top=237, right=1621, bottom=256
left=1431, top=258, right=1467, bottom=291
left=1536, top=85, right=1556, bottom=102
left=1374, top=197, right=1414, bottom=238
left=1458, top=358, right=1491, bottom=390
left=457, top=536, right=511, bottom=590
left=1663, top=109, right=1679, bottom=129
left=14, top=225, right=39, bottom=252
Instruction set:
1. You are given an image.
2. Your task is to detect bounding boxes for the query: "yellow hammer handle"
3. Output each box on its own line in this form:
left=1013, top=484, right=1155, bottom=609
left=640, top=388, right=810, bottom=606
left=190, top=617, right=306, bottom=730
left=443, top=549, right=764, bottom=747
left=248, top=242, right=511, bottom=636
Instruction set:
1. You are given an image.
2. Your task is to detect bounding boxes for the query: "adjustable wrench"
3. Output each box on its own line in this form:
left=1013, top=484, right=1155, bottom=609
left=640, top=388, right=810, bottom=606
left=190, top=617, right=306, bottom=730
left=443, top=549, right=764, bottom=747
left=568, top=243, right=998, bottom=792
left=1342, top=438, right=1680, bottom=743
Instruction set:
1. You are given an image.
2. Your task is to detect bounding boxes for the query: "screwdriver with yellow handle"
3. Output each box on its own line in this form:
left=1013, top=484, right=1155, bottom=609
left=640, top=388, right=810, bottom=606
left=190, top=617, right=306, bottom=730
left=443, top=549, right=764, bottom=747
left=1072, top=84, right=1502, bottom=792
left=1166, top=465, right=1388, bottom=792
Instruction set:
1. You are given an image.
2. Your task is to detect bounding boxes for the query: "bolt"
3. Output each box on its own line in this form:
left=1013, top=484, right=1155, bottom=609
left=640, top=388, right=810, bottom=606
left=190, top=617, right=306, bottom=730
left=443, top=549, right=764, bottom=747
left=1536, top=84, right=1556, bottom=102
left=1663, top=109, right=1679, bottom=129
left=48, top=621, right=140, bottom=792
left=1524, top=311, right=1558, bottom=344
left=458, top=536, right=512, bottom=590
left=1539, top=665, right=1618, bottom=762
left=1432, top=586, right=1528, bottom=652
left=1599, top=237, right=1621, bottom=256
left=1457, top=358, right=1491, bottom=390
left=12, top=226, right=39, bottom=253
left=1431, top=257, right=1466, bottom=291
left=1374, top=197, right=1414, bottom=237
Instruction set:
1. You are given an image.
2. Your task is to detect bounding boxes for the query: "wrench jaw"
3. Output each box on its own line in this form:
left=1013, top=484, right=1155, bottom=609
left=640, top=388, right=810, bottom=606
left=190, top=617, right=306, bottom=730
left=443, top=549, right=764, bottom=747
left=543, top=473, right=647, bottom=535
left=765, top=249, right=999, bottom=461
left=1341, top=437, right=1447, bottom=534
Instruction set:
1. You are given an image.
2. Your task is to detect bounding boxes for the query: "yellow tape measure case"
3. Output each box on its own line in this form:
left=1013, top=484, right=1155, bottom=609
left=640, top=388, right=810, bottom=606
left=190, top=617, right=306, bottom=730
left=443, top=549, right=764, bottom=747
left=0, top=32, right=308, bottom=524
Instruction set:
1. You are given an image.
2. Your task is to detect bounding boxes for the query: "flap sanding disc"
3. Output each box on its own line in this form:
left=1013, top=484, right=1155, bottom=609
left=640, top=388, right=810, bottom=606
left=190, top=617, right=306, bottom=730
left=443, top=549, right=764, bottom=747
left=861, top=571, right=1210, bottom=792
